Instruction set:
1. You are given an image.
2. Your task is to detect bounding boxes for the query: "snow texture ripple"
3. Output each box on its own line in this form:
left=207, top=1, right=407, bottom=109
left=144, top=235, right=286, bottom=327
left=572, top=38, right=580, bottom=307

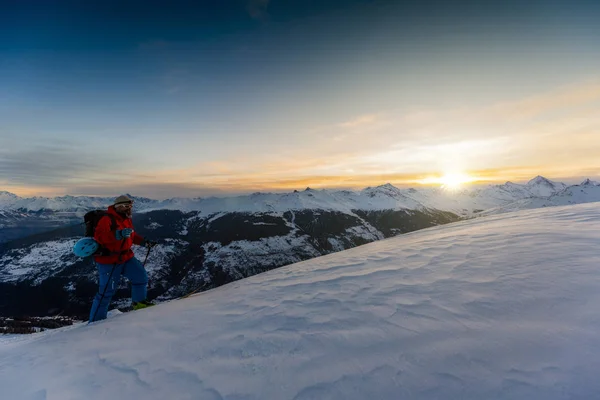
left=1, top=203, right=600, bottom=399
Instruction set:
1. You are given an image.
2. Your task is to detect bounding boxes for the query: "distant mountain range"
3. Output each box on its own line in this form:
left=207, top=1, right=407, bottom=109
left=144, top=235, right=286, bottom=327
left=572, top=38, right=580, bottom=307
left=1, top=175, right=599, bottom=243
left=477, top=178, right=600, bottom=216
left=0, top=175, right=598, bottom=318
left=1, top=175, right=597, bottom=215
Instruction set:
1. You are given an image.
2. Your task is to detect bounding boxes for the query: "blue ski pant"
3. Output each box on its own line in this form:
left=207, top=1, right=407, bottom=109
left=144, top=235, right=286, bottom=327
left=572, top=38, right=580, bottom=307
left=89, top=257, right=148, bottom=322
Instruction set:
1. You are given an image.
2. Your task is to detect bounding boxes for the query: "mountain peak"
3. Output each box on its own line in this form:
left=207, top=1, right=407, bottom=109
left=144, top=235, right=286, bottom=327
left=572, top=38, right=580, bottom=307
left=368, top=183, right=399, bottom=191
left=380, top=183, right=396, bottom=189
left=363, top=183, right=402, bottom=196
left=526, top=175, right=552, bottom=186
left=0, top=191, right=20, bottom=208
left=499, top=181, right=522, bottom=188
left=581, top=178, right=599, bottom=186
left=523, top=176, right=567, bottom=198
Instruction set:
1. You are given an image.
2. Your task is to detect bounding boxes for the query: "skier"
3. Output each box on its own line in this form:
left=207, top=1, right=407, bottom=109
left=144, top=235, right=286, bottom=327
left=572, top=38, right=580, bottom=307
left=89, top=195, right=156, bottom=322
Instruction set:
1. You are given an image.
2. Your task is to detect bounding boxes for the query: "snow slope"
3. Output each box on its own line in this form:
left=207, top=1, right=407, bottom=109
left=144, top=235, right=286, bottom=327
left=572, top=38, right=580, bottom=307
left=2, top=203, right=600, bottom=399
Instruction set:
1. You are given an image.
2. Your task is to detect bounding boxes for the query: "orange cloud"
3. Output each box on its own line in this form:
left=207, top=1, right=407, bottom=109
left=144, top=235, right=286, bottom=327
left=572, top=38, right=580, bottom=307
left=6, top=161, right=599, bottom=198
left=6, top=79, right=600, bottom=198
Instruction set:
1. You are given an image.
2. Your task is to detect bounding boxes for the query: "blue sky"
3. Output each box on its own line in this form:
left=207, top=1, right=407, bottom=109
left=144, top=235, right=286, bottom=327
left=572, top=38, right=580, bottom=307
left=1, top=0, right=600, bottom=198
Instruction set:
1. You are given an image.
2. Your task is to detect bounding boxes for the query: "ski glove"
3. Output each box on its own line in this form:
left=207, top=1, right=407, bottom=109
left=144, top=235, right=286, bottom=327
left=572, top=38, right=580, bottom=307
left=116, top=228, right=134, bottom=240
left=142, top=239, right=158, bottom=249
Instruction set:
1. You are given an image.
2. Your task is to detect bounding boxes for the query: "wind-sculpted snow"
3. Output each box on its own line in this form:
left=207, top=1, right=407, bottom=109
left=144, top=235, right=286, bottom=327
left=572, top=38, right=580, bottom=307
left=2, top=203, right=600, bottom=399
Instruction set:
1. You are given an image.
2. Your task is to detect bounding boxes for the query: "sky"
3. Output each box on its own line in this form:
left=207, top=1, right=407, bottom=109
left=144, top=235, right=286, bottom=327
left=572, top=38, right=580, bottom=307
left=1, top=0, right=599, bottom=199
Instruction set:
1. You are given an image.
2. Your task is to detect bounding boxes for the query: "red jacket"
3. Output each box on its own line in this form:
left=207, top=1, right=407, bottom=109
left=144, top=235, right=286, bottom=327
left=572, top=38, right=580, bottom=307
left=93, top=206, right=144, bottom=264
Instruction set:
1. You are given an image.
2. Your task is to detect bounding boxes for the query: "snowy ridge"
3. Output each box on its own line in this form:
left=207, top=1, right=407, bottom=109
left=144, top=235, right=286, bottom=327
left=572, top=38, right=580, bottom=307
left=1, top=177, right=598, bottom=226
left=2, top=203, right=600, bottom=399
left=524, top=175, right=567, bottom=197
left=580, top=178, right=599, bottom=186
left=478, top=182, right=600, bottom=216
left=153, top=187, right=426, bottom=214
left=0, top=191, right=20, bottom=209
left=0, top=193, right=156, bottom=213
left=148, top=176, right=597, bottom=216
left=1, top=176, right=595, bottom=216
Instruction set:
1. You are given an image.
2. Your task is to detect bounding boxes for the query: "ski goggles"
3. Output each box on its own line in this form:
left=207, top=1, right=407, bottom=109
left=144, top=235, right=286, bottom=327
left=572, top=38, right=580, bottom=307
left=115, top=202, right=133, bottom=209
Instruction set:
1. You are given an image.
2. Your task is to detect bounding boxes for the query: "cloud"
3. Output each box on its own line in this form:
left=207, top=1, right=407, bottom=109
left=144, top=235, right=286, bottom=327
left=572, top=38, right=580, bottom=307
left=0, top=141, right=127, bottom=187
left=67, top=182, right=236, bottom=200
left=247, top=0, right=270, bottom=21
left=305, top=113, right=390, bottom=143
left=6, top=77, right=600, bottom=198
left=10, top=163, right=597, bottom=199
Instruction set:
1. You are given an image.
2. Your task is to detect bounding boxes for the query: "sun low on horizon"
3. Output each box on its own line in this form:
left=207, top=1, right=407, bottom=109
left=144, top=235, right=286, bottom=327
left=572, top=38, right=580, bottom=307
left=440, top=173, right=476, bottom=191
left=418, top=172, right=479, bottom=191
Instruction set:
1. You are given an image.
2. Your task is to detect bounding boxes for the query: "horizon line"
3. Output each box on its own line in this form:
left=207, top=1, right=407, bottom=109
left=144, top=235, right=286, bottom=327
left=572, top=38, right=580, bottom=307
left=2, top=174, right=597, bottom=201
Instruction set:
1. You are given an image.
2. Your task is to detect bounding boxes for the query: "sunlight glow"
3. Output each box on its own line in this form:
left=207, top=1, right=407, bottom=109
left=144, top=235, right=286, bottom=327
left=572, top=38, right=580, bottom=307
left=440, top=173, right=475, bottom=189
left=419, top=172, right=477, bottom=190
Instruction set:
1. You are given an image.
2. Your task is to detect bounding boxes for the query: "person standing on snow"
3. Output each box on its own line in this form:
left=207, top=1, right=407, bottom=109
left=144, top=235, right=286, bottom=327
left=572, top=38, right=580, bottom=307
left=89, top=195, right=156, bottom=322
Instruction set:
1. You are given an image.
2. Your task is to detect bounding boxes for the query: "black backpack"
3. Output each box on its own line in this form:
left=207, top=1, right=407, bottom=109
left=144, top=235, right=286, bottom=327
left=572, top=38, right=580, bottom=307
left=83, top=210, right=120, bottom=257
left=84, top=210, right=117, bottom=237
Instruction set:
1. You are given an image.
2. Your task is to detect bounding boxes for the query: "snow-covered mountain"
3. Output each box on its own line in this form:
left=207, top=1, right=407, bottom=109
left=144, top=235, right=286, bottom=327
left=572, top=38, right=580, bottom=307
left=0, top=209, right=23, bottom=228
left=138, top=177, right=587, bottom=215
left=151, top=187, right=425, bottom=214
left=2, top=202, right=600, bottom=400
left=478, top=179, right=600, bottom=216
left=0, top=193, right=157, bottom=213
left=524, top=175, right=568, bottom=197
left=581, top=178, right=599, bottom=186
left=0, top=191, right=20, bottom=209
left=0, top=194, right=159, bottom=243
left=0, top=176, right=596, bottom=223
left=0, top=174, right=596, bottom=246
left=0, top=175, right=587, bottom=217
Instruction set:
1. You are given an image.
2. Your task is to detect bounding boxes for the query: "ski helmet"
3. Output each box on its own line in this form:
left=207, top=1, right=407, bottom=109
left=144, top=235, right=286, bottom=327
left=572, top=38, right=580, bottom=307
left=73, top=238, right=100, bottom=257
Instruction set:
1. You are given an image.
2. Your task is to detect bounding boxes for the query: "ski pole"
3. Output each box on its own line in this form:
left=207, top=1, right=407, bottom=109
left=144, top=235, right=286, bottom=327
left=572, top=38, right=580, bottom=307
left=142, top=244, right=154, bottom=267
